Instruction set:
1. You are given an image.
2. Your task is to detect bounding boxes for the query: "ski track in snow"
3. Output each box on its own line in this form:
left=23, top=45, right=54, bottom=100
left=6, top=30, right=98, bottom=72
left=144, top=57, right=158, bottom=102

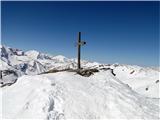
left=1, top=71, right=159, bottom=120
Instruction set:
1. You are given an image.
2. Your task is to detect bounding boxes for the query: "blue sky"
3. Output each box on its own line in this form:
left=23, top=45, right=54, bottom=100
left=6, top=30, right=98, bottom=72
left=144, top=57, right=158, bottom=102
left=1, top=1, right=159, bottom=66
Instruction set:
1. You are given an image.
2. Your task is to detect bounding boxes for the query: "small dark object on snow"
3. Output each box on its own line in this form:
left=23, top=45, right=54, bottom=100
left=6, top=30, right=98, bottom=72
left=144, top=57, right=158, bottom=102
left=1, top=82, right=14, bottom=87
left=77, top=69, right=99, bottom=77
left=111, top=69, right=116, bottom=76
left=0, top=71, right=2, bottom=79
left=130, top=70, right=135, bottom=74
left=145, top=87, right=149, bottom=91
left=155, top=80, right=159, bottom=83
left=51, top=83, right=56, bottom=86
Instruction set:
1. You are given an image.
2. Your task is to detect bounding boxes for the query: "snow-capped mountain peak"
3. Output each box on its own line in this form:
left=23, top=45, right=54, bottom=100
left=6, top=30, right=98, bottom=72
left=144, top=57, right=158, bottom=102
left=52, top=55, right=70, bottom=62
left=25, top=50, right=40, bottom=60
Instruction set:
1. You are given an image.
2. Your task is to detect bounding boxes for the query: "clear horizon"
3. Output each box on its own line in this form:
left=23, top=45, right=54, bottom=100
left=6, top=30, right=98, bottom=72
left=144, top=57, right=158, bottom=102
left=1, top=1, right=159, bottom=67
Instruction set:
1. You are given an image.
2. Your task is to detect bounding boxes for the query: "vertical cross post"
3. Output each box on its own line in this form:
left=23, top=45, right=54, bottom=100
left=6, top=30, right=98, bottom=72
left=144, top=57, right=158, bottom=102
left=78, top=32, right=81, bottom=69
left=77, top=32, right=86, bottom=70
left=0, top=71, right=2, bottom=79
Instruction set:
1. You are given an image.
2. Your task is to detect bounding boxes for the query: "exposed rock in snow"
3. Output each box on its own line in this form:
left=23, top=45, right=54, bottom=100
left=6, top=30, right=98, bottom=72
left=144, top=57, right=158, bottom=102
left=37, top=53, right=52, bottom=60
left=0, top=70, right=18, bottom=87
left=26, top=60, right=47, bottom=75
left=12, top=60, right=47, bottom=75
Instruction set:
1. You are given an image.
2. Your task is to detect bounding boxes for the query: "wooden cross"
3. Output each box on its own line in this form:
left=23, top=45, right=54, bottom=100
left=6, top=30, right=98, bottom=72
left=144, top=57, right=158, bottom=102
left=77, top=32, right=86, bottom=70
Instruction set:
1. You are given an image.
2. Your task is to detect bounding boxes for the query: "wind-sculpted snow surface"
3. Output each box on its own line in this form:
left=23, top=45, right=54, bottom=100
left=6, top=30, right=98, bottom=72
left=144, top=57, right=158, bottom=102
left=1, top=71, right=159, bottom=119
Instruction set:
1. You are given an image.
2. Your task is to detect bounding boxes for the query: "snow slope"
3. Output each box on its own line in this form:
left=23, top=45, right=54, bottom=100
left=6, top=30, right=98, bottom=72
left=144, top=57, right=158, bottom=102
left=113, top=65, right=159, bottom=98
left=1, top=70, right=159, bottom=119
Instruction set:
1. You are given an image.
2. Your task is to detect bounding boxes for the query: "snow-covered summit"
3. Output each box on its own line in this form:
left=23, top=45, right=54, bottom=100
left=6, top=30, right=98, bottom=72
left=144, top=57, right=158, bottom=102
left=1, top=70, right=159, bottom=119
left=52, top=55, right=70, bottom=63
left=0, top=45, right=159, bottom=98
left=25, top=50, right=40, bottom=60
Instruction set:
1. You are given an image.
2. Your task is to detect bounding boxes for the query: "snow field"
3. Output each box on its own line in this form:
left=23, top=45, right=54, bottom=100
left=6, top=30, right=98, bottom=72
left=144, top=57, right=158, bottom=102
left=1, top=70, right=159, bottom=119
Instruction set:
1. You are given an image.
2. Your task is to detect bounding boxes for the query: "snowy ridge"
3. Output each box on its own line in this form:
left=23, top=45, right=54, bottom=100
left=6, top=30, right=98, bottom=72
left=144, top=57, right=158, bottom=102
left=113, top=64, right=159, bottom=98
left=25, top=50, right=40, bottom=60
left=1, top=71, right=159, bottom=119
left=0, top=45, right=160, bottom=119
left=0, top=45, right=159, bottom=98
